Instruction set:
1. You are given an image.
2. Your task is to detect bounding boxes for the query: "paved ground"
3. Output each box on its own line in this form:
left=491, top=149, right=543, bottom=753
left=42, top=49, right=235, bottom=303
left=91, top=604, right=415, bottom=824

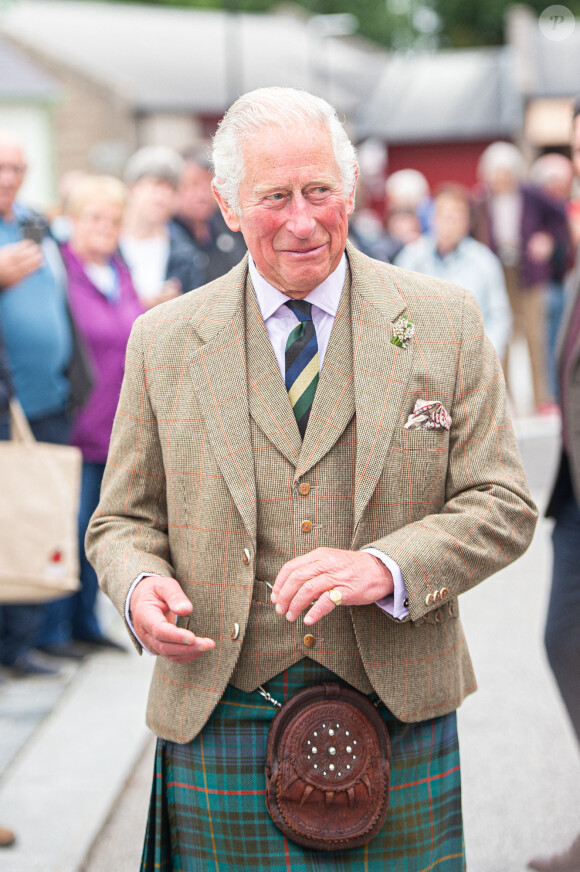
left=0, top=608, right=154, bottom=872
left=0, top=344, right=577, bottom=870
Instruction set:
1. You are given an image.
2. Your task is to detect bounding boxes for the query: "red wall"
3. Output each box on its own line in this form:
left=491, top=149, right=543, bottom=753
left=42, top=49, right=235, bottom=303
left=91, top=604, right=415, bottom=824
left=386, top=140, right=497, bottom=191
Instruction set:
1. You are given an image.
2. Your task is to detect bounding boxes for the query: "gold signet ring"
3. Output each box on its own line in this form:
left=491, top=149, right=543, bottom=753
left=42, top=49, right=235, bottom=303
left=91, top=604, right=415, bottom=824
left=328, top=589, right=343, bottom=606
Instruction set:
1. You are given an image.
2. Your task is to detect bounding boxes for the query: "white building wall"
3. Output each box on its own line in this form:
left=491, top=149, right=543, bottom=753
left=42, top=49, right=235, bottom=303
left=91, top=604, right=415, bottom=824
left=0, top=102, right=55, bottom=210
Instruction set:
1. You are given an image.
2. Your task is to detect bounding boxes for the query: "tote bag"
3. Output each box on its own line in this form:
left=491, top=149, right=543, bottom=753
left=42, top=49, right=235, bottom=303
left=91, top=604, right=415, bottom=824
left=0, top=399, right=82, bottom=602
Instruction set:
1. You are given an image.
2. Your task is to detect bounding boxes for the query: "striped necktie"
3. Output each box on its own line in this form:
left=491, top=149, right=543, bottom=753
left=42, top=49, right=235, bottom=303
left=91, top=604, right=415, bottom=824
left=285, top=299, right=319, bottom=438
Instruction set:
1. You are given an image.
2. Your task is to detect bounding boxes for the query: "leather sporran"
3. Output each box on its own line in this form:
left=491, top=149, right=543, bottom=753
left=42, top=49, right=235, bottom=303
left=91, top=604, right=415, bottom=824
left=264, top=682, right=391, bottom=851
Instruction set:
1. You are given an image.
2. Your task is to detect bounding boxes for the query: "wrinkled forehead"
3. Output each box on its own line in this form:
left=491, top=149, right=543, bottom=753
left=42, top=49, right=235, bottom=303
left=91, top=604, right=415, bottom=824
left=241, top=124, right=340, bottom=186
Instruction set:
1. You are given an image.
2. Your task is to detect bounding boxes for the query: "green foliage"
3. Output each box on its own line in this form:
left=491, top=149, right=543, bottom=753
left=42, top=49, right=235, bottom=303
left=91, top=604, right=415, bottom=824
left=86, top=0, right=580, bottom=48
left=437, top=0, right=580, bottom=46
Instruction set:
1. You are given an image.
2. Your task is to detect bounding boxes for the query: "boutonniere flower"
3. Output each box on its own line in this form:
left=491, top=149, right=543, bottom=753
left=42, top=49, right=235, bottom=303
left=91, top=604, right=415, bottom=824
left=391, top=316, right=415, bottom=349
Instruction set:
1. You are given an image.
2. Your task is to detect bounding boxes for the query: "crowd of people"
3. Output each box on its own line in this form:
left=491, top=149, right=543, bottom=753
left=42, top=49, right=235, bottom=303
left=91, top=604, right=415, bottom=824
left=0, top=89, right=579, bottom=869
left=0, top=134, right=246, bottom=685
left=352, top=142, right=578, bottom=417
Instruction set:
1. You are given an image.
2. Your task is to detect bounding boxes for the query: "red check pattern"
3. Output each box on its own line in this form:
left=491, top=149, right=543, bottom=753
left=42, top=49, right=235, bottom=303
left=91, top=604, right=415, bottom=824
left=86, top=242, right=537, bottom=743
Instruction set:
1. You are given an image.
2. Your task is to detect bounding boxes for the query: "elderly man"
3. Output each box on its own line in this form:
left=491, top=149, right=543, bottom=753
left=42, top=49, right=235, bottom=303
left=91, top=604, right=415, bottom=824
left=87, top=88, right=537, bottom=870
left=473, top=141, right=572, bottom=415
left=174, top=143, right=247, bottom=284
left=528, top=95, right=580, bottom=872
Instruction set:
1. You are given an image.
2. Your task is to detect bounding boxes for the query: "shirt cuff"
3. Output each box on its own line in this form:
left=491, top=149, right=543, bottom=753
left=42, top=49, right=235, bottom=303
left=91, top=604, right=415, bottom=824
left=125, top=573, right=160, bottom=654
left=363, top=548, right=410, bottom=620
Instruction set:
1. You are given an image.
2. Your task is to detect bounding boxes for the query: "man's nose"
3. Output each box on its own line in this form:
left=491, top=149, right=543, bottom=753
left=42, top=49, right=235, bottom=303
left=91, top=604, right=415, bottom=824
left=286, top=194, right=316, bottom=237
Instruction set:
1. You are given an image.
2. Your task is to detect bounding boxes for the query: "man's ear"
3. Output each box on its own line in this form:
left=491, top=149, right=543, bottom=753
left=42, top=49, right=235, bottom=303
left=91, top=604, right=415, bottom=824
left=346, top=164, right=359, bottom=218
left=212, top=181, right=242, bottom=232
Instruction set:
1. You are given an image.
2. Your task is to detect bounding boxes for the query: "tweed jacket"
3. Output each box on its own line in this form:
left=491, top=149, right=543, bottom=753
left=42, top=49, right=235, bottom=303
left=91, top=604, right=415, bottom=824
left=86, top=242, right=537, bottom=742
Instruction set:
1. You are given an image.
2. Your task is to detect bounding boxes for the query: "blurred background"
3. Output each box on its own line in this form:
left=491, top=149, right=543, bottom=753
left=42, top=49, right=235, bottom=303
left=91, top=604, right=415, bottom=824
left=1, top=0, right=579, bottom=209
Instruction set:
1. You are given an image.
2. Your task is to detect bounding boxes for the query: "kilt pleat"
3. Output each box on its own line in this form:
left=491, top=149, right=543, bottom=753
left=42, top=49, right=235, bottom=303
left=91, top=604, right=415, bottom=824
left=141, top=660, right=465, bottom=871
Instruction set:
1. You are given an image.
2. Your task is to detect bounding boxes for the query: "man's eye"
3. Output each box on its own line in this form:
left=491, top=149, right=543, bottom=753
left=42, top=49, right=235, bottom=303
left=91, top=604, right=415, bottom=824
left=310, top=187, right=330, bottom=200
left=267, top=193, right=285, bottom=201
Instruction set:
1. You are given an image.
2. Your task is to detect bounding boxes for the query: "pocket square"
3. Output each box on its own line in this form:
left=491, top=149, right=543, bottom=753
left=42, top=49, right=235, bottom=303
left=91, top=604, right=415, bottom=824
left=404, top=399, right=452, bottom=431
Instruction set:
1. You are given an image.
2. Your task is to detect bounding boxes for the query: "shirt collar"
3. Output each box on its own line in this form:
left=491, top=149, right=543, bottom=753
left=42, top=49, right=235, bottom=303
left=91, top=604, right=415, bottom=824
left=248, top=252, right=347, bottom=322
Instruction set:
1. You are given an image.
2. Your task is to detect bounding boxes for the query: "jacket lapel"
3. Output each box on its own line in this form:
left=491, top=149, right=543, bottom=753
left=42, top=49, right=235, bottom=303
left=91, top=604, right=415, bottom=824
left=346, top=244, right=414, bottom=532
left=187, top=259, right=257, bottom=542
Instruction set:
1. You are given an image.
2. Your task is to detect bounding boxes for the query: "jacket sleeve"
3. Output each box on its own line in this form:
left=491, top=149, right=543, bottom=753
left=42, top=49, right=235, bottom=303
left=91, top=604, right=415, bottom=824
left=364, top=291, right=538, bottom=622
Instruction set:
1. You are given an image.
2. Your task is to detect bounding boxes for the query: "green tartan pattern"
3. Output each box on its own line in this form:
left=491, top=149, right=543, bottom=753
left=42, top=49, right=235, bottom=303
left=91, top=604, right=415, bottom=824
left=141, top=661, right=465, bottom=871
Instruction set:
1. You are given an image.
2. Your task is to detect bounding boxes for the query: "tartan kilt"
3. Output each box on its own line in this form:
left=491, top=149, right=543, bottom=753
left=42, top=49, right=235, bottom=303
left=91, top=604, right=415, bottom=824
left=141, top=660, right=465, bottom=871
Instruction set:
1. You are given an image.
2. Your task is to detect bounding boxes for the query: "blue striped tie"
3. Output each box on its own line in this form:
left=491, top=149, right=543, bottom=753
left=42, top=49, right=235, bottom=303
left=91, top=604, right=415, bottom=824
left=285, top=300, right=319, bottom=438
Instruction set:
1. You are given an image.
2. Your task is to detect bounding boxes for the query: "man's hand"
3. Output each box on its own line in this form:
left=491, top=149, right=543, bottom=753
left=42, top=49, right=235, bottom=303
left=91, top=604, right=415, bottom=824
left=131, top=575, right=215, bottom=664
left=0, top=241, right=43, bottom=289
left=270, top=548, right=394, bottom=626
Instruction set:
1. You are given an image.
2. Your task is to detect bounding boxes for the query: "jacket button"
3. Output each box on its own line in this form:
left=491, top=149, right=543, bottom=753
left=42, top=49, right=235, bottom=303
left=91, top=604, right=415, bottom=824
left=441, top=587, right=449, bottom=597
left=298, top=482, right=311, bottom=496
left=425, top=593, right=434, bottom=606
left=301, top=520, right=313, bottom=533
left=303, top=634, right=316, bottom=648
left=242, top=548, right=251, bottom=565
left=434, top=590, right=442, bottom=602
left=230, top=623, right=240, bottom=640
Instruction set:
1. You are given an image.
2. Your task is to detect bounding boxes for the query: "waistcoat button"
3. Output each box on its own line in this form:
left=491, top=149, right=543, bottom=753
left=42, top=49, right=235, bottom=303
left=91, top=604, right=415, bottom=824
left=298, top=482, right=311, bottom=496
left=301, top=520, right=313, bottom=533
left=242, top=548, right=251, bottom=565
left=303, top=634, right=316, bottom=648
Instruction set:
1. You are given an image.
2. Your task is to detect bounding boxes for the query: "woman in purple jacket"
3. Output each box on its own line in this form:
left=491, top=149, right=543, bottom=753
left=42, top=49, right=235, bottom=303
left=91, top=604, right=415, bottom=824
left=39, top=176, right=144, bottom=656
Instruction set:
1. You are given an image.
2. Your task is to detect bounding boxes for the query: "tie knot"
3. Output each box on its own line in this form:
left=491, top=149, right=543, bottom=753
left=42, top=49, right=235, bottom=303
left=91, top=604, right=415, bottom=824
left=285, top=299, right=313, bottom=321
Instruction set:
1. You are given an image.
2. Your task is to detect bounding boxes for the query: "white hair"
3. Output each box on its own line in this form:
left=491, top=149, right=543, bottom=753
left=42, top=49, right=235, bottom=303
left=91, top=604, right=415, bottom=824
left=385, top=169, right=429, bottom=207
left=123, top=145, right=184, bottom=188
left=529, top=152, right=573, bottom=187
left=477, top=141, right=526, bottom=183
left=211, top=87, right=358, bottom=214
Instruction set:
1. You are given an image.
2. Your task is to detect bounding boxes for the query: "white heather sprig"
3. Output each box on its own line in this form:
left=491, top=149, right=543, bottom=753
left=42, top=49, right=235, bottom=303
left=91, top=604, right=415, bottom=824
left=391, top=316, right=415, bottom=349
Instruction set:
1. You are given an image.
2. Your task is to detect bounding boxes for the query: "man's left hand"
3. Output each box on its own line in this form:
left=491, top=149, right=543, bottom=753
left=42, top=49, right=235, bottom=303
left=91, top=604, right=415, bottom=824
left=271, top=547, right=394, bottom=626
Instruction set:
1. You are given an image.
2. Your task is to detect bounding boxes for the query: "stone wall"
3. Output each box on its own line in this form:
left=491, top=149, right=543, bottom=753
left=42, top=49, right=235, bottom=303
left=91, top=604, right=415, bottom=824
left=5, top=35, right=137, bottom=187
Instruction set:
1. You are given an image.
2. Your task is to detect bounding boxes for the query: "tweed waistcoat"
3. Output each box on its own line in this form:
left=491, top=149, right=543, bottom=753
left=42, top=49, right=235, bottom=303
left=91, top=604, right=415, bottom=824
left=229, top=272, right=373, bottom=694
